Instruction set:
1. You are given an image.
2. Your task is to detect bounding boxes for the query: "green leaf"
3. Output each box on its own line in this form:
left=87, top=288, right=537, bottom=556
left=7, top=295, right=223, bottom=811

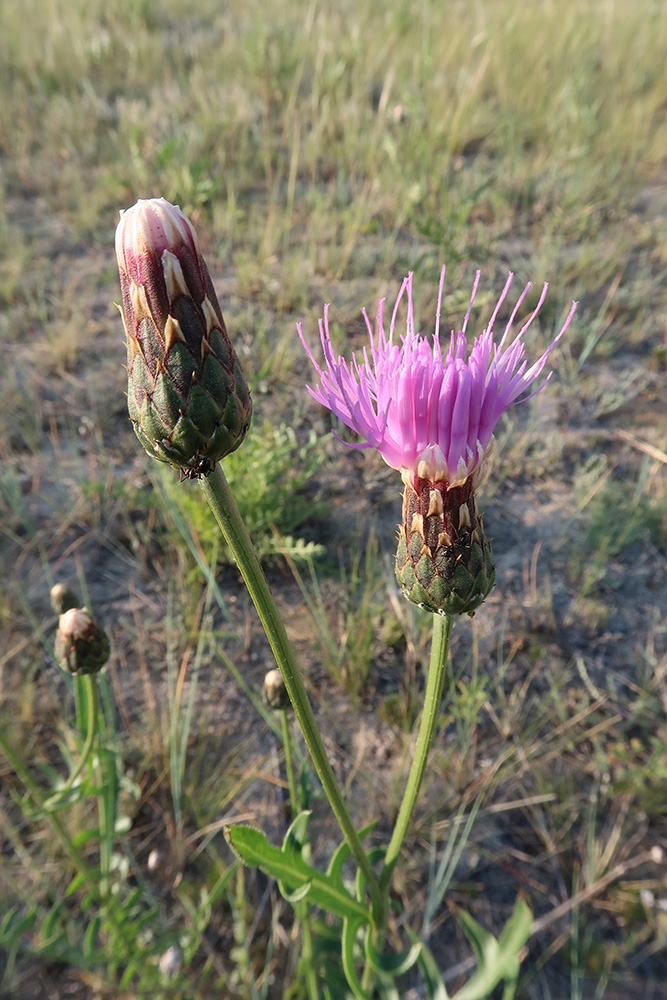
left=119, top=960, right=138, bottom=989
left=279, top=880, right=313, bottom=904
left=64, top=873, right=86, bottom=898
left=0, top=907, right=37, bottom=943
left=225, top=824, right=371, bottom=924
left=41, top=900, right=64, bottom=941
left=356, top=845, right=385, bottom=902
left=201, top=863, right=237, bottom=910
left=83, top=915, right=101, bottom=957
left=364, top=934, right=422, bottom=976
left=327, top=820, right=377, bottom=887
left=452, top=900, right=532, bottom=1000
left=282, top=809, right=312, bottom=854
left=378, top=980, right=401, bottom=1000
left=72, top=826, right=101, bottom=848
left=405, top=928, right=450, bottom=1000
left=342, top=916, right=371, bottom=1000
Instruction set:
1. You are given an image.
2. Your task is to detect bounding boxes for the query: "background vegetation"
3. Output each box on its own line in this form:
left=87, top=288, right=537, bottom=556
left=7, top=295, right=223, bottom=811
left=0, top=0, right=666, bottom=997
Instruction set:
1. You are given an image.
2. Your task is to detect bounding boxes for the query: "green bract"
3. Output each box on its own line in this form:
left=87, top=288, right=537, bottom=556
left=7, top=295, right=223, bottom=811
left=115, top=198, right=251, bottom=476
left=395, top=469, right=495, bottom=617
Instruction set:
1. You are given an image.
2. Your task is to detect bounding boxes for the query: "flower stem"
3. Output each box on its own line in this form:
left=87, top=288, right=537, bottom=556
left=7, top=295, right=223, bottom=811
left=381, top=613, right=453, bottom=886
left=199, top=465, right=380, bottom=909
left=280, top=709, right=299, bottom=819
left=360, top=614, right=453, bottom=994
left=43, top=674, right=98, bottom=810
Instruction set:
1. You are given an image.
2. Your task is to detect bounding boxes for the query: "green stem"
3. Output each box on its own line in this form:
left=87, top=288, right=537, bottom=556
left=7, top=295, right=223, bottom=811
left=200, top=466, right=380, bottom=911
left=360, top=614, right=453, bottom=995
left=281, top=710, right=319, bottom=1000
left=44, top=674, right=98, bottom=810
left=381, top=614, right=453, bottom=886
left=280, top=709, right=299, bottom=818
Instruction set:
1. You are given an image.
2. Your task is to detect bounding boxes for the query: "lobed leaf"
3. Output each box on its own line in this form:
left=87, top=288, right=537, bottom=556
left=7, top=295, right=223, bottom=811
left=225, top=822, right=371, bottom=924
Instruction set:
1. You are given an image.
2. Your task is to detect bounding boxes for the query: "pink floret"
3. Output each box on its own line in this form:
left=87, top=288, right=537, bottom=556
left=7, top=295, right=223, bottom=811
left=298, top=267, right=577, bottom=486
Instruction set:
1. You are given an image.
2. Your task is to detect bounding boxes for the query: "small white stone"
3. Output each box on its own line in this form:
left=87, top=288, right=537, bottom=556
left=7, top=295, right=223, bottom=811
left=147, top=849, right=162, bottom=871
left=159, top=945, right=182, bottom=978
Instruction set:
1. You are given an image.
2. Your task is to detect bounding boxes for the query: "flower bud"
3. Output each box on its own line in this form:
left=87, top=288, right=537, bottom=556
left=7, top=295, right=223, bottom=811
left=55, top=608, right=110, bottom=675
left=263, top=668, right=290, bottom=711
left=50, top=583, right=80, bottom=615
left=115, top=198, right=252, bottom=477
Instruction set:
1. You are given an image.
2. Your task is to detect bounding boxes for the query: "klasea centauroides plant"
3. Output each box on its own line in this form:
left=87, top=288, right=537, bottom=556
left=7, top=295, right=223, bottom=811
left=116, top=199, right=577, bottom=998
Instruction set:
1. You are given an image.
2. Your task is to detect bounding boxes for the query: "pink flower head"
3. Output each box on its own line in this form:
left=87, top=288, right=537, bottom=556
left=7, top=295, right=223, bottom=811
left=298, top=268, right=577, bottom=489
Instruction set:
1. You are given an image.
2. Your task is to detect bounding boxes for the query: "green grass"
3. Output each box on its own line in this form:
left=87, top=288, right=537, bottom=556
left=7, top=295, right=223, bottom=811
left=1, top=0, right=666, bottom=996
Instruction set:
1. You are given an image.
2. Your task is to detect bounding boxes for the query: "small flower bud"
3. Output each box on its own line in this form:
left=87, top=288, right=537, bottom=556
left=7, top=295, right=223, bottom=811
left=50, top=583, right=80, bottom=615
left=115, top=198, right=252, bottom=477
left=263, top=668, right=290, bottom=711
left=55, top=608, right=110, bottom=675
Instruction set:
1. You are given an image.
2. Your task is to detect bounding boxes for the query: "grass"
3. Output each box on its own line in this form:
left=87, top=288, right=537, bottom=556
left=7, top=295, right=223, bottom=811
left=1, top=0, right=666, bottom=996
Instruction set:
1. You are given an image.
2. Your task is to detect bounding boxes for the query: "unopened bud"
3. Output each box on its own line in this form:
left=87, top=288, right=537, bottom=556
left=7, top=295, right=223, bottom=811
left=115, top=198, right=252, bottom=477
left=263, top=669, right=290, bottom=711
left=55, top=608, right=110, bottom=675
left=50, top=583, right=80, bottom=615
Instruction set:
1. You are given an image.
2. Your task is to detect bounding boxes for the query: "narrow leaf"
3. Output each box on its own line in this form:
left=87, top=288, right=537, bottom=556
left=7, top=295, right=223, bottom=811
left=365, top=933, right=422, bottom=976
left=342, top=916, right=372, bottom=1000
left=406, top=929, right=450, bottom=1000
left=452, top=900, right=532, bottom=1000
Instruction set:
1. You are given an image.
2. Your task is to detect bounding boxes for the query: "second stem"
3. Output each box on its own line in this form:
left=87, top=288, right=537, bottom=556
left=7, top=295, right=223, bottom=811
left=382, top=613, right=453, bottom=887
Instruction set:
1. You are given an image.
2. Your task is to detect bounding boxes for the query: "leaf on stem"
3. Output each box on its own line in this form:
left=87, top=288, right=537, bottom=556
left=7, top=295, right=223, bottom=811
left=451, top=899, right=532, bottom=1000
left=225, top=818, right=372, bottom=923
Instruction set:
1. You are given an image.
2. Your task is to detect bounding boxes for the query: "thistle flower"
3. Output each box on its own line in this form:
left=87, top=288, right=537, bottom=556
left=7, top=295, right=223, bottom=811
left=55, top=607, right=110, bottom=675
left=298, top=268, right=576, bottom=615
left=115, top=198, right=252, bottom=477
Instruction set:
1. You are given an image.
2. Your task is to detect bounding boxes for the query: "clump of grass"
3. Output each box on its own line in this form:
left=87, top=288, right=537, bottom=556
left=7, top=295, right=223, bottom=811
left=288, top=529, right=387, bottom=703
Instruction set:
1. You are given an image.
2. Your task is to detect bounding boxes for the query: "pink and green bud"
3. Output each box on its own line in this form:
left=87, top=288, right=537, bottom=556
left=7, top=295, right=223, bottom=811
left=299, top=268, right=576, bottom=615
left=115, top=198, right=252, bottom=477
left=55, top=608, right=110, bottom=675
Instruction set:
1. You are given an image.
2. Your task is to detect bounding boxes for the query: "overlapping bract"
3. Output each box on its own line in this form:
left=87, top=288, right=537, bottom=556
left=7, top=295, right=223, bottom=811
left=116, top=198, right=251, bottom=476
